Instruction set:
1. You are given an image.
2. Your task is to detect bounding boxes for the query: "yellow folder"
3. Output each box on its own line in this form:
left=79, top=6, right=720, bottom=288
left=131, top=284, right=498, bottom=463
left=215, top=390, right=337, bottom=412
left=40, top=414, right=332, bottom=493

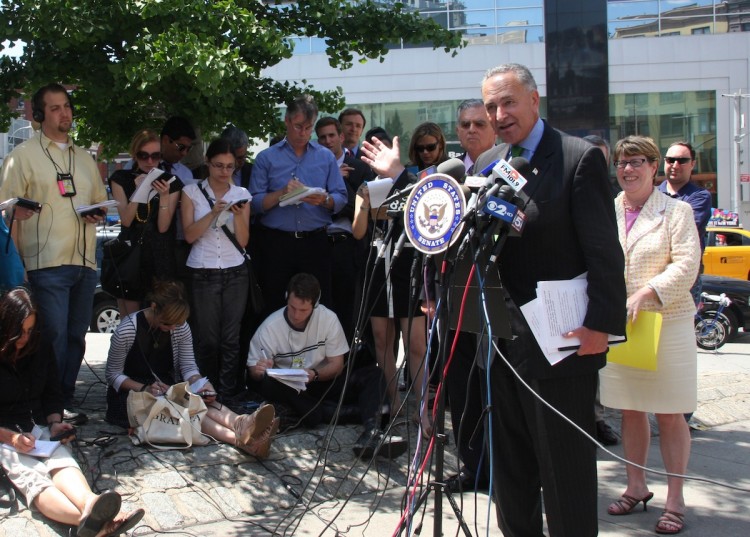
left=606, top=311, right=662, bottom=371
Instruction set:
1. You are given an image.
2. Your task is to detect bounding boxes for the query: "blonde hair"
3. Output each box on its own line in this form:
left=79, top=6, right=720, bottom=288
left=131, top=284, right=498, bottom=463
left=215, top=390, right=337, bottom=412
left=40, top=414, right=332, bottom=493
left=129, top=129, right=160, bottom=158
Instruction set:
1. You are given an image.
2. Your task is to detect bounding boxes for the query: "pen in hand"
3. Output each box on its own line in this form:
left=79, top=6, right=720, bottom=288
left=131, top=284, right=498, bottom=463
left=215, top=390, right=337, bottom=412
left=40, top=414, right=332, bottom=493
left=14, top=424, right=35, bottom=450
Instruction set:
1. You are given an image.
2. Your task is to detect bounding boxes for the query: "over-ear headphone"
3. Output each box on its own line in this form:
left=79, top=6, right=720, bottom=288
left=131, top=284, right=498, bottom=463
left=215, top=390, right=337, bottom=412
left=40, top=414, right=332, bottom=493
left=31, top=84, right=74, bottom=123
left=285, top=290, right=321, bottom=309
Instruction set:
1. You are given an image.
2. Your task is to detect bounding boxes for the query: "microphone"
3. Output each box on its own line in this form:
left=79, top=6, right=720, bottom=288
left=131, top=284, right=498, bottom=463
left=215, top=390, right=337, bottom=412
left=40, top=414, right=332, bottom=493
left=436, top=158, right=466, bottom=182
left=495, top=156, right=533, bottom=193
left=478, top=185, right=516, bottom=249
left=392, top=230, right=408, bottom=259
left=376, top=219, right=399, bottom=259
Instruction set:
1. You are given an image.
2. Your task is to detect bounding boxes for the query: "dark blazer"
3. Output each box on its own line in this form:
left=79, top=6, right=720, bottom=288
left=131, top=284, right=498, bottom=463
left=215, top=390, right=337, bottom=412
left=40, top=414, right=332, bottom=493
left=336, top=154, right=372, bottom=223
left=474, top=121, right=626, bottom=379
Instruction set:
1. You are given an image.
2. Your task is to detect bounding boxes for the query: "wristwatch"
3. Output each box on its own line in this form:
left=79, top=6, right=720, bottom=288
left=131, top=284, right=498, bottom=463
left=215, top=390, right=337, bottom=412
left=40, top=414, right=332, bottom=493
left=324, top=194, right=331, bottom=209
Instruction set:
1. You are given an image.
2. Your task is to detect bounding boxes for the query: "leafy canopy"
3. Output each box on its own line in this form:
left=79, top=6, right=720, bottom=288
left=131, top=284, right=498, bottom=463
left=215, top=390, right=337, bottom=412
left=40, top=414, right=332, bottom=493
left=0, top=0, right=462, bottom=154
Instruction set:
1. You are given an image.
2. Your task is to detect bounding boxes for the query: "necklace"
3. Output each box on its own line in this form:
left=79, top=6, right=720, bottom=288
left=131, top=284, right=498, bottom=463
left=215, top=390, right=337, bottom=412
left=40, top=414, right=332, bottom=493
left=134, top=200, right=151, bottom=223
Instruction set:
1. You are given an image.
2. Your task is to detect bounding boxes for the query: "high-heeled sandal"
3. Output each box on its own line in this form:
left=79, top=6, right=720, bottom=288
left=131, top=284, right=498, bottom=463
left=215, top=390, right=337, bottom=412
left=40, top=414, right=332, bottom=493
left=655, top=510, right=685, bottom=534
left=607, top=491, right=654, bottom=516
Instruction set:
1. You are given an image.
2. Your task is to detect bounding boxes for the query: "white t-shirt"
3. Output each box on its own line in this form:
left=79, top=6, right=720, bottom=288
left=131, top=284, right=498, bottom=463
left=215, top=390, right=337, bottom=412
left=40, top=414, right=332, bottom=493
left=247, top=305, right=349, bottom=369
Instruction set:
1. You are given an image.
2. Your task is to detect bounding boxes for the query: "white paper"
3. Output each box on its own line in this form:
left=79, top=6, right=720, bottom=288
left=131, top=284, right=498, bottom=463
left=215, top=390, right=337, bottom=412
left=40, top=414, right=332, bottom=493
left=189, top=377, right=209, bottom=393
left=75, top=199, right=119, bottom=214
left=215, top=196, right=251, bottom=228
left=1, top=439, right=61, bottom=458
left=278, top=186, right=325, bottom=207
left=266, top=369, right=308, bottom=392
left=129, top=168, right=174, bottom=204
left=0, top=198, right=19, bottom=211
left=519, top=298, right=570, bottom=366
left=368, top=178, right=395, bottom=208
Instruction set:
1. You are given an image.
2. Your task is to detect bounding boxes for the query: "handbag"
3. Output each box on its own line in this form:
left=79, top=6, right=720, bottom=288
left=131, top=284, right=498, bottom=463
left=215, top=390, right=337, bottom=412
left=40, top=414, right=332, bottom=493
left=101, top=227, right=145, bottom=299
left=198, top=183, right=265, bottom=315
left=126, top=381, right=209, bottom=449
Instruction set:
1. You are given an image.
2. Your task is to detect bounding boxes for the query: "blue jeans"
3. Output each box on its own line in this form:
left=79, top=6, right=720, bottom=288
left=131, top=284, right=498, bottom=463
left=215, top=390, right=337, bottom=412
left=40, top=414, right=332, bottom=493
left=190, top=264, right=248, bottom=396
left=27, top=265, right=98, bottom=406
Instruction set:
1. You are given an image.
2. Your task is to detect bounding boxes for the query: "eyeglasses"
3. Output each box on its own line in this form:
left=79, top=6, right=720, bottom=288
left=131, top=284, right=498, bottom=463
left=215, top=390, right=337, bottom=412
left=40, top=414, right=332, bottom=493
left=210, top=162, right=236, bottom=171
left=416, top=143, right=438, bottom=153
left=170, top=138, right=193, bottom=153
left=614, top=158, right=649, bottom=169
left=665, top=156, right=692, bottom=165
left=136, top=151, right=162, bottom=161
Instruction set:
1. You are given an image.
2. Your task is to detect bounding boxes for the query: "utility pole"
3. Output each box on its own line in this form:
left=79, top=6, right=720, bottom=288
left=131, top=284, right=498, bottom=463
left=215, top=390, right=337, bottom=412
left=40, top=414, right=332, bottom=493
left=721, top=90, right=750, bottom=218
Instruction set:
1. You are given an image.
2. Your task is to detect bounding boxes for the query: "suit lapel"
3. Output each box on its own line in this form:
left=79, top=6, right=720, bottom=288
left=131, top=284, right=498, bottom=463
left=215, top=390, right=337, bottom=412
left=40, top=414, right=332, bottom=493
left=621, top=189, right=667, bottom=254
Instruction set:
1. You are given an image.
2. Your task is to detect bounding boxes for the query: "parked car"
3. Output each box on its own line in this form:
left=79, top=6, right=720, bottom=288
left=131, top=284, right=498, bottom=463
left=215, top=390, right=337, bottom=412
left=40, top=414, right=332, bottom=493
left=700, top=274, right=750, bottom=338
left=703, top=227, right=750, bottom=280
left=90, top=223, right=122, bottom=333
left=91, top=285, right=120, bottom=333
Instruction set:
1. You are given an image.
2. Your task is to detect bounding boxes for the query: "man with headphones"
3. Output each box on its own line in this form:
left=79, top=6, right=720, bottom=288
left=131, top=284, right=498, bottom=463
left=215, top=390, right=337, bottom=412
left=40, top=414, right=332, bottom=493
left=246, top=273, right=406, bottom=459
left=0, top=83, right=107, bottom=422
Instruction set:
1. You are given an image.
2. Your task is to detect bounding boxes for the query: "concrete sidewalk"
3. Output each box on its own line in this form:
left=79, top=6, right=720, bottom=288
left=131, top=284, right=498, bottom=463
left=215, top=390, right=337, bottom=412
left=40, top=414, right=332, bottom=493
left=0, top=333, right=748, bottom=536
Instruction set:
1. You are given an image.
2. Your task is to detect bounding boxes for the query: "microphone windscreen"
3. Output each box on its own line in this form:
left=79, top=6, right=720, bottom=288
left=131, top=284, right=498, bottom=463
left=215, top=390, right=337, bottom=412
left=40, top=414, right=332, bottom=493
left=436, top=158, right=466, bottom=182
left=508, top=156, right=532, bottom=178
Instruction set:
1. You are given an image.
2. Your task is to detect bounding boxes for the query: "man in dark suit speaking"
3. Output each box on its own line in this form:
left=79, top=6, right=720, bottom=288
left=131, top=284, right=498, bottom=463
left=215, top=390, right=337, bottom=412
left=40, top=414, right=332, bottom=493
left=473, top=63, right=626, bottom=536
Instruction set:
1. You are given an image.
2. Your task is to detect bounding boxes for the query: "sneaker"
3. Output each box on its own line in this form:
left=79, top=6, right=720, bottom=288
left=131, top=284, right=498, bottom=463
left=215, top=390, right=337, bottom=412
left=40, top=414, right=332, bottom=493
left=353, top=428, right=408, bottom=460
left=596, top=420, right=619, bottom=446
left=64, top=409, right=88, bottom=426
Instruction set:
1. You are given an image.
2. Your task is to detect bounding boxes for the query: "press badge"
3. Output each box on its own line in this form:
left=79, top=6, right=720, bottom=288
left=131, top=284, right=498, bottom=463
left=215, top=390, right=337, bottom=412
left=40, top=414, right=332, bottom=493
left=57, top=172, right=76, bottom=197
left=292, top=354, right=304, bottom=368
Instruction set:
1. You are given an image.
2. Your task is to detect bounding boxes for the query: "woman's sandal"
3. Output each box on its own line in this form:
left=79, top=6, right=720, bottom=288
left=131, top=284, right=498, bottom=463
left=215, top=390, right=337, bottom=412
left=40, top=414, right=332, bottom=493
left=607, top=492, right=654, bottom=516
left=77, top=490, right=121, bottom=537
left=655, top=510, right=685, bottom=535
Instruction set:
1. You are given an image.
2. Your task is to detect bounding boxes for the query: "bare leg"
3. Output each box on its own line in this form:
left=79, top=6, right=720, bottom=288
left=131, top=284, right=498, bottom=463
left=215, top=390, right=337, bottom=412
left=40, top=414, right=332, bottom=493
left=371, top=316, right=401, bottom=411
left=656, top=413, right=690, bottom=514
left=620, top=410, right=651, bottom=499
left=200, top=403, right=241, bottom=444
left=33, top=467, right=96, bottom=525
left=400, top=316, right=432, bottom=435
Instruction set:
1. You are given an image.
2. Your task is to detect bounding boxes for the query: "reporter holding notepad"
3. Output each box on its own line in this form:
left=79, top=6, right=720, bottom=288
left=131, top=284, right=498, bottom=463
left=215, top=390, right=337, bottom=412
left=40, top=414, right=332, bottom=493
left=600, top=136, right=701, bottom=535
left=0, top=287, right=144, bottom=536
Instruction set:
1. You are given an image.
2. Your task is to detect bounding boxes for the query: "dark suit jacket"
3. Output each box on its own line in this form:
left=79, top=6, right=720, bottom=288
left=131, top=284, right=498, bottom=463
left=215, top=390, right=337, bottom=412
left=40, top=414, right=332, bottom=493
left=336, top=154, right=372, bottom=223
left=474, top=121, right=626, bottom=379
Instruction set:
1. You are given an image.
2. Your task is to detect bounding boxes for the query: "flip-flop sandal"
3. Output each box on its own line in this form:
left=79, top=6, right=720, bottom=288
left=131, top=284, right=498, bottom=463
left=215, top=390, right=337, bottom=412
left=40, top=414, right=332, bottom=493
left=77, top=490, right=121, bottom=537
left=103, top=508, right=146, bottom=536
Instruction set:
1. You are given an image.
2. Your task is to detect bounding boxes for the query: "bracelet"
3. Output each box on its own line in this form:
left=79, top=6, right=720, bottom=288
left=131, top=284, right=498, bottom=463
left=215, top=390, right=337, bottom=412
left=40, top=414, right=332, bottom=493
left=159, top=205, right=169, bottom=210
left=311, top=368, right=319, bottom=382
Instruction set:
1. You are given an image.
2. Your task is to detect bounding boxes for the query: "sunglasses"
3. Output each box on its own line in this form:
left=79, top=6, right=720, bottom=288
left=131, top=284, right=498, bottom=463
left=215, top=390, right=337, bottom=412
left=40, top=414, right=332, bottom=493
left=665, top=156, right=691, bottom=165
left=416, top=143, right=438, bottom=153
left=136, top=151, right=162, bottom=161
left=170, top=138, right=193, bottom=153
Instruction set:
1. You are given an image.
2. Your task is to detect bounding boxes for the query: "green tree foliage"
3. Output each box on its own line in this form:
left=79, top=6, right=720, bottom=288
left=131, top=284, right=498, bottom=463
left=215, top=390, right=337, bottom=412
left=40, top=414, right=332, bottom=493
left=0, top=0, right=462, bottom=154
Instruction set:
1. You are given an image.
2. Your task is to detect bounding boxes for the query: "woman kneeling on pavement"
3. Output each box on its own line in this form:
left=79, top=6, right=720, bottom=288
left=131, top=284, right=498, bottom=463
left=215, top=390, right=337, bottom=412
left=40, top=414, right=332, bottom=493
left=105, top=279, right=277, bottom=458
left=0, top=287, right=144, bottom=536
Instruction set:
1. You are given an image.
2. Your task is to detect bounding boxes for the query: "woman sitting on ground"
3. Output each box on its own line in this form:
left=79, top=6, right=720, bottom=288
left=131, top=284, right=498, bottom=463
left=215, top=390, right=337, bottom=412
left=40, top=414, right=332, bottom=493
left=0, top=287, right=144, bottom=537
left=105, top=279, right=277, bottom=458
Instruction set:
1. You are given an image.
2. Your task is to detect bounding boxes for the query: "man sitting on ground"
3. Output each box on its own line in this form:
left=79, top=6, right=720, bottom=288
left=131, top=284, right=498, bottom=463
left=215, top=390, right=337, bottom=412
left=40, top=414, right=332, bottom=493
left=246, top=273, right=406, bottom=459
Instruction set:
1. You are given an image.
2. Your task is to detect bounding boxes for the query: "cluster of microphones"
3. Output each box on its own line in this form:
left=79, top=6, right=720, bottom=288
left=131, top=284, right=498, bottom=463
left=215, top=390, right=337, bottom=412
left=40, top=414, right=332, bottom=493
left=378, top=155, right=532, bottom=266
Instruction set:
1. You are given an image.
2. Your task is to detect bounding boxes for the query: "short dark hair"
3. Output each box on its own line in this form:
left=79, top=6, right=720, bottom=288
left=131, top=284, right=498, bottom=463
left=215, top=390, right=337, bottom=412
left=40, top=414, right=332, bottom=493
left=205, top=138, right=234, bottom=161
left=668, top=141, right=696, bottom=161
left=583, top=134, right=610, bottom=154
left=364, top=126, right=392, bottom=147
left=315, top=116, right=341, bottom=135
left=338, top=108, right=366, bottom=129
left=286, top=273, right=320, bottom=304
left=286, top=94, right=318, bottom=123
left=146, top=280, right=190, bottom=327
left=31, top=83, right=70, bottom=121
left=161, top=116, right=196, bottom=141
left=220, top=125, right=249, bottom=153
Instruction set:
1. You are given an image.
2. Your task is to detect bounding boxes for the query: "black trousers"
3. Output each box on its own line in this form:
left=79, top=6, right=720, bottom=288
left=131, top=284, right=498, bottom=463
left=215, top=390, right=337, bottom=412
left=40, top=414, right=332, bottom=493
left=257, top=226, right=333, bottom=315
left=444, top=330, right=486, bottom=478
left=483, top=360, right=598, bottom=537
left=251, top=364, right=385, bottom=428
left=329, top=232, right=358, bottom=342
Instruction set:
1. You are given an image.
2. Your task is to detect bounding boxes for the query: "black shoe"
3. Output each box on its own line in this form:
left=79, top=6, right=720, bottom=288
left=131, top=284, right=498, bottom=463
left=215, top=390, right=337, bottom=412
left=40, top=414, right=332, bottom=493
left=64, top=409, right=88, bottom=426
left=596, top=420, right=619, bottom=446
left=353, top=428, right=408, bottom=460
left=445, top=468, right=488, bottom=493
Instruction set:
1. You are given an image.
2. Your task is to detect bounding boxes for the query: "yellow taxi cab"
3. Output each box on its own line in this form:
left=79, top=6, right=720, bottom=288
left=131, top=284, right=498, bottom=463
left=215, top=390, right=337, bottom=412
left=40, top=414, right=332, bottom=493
left=703, top=227, right=750, bottom=280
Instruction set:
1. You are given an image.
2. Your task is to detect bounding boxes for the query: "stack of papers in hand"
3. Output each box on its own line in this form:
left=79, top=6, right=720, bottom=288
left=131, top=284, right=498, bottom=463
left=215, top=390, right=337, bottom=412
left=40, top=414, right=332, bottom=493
left=279, top=186, right=325, bottom=207
left=520, top=273, right=625, bottom=366
left=266, top=369, right=309, bottom=392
